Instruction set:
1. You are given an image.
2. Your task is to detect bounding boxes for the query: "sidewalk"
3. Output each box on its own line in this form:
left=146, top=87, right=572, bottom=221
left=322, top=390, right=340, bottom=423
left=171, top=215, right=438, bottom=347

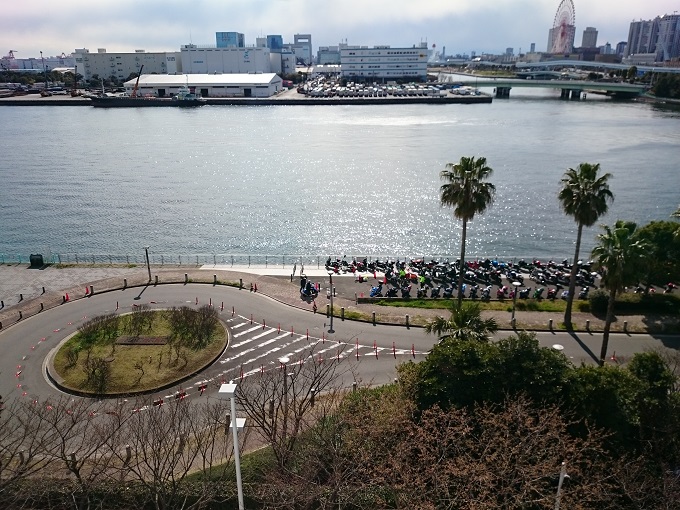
left=0, top=263, right=676, bottom=334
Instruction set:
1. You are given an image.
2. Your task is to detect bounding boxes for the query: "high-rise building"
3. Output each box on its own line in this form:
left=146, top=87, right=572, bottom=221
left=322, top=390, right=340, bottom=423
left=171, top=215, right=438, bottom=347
left=293, top=34, right=313, bottom=65
left=625, top=14, right=680, bottom=61
left=216, top=32, right=245, bottom=48
left=656, top=14, right=680, bottom=61
left=530, top=42, right=536, bottom=53
left=266, top=35, right=283, bottom=52
left=582, top=27, right=598, bottom=48
left=615, top=41, right=627, bottom=56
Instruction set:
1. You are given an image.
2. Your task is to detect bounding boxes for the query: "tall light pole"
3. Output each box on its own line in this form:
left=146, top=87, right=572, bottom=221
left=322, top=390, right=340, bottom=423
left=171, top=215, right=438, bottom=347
left=219, top=383, right=246, bottom=510
left=278, top=356, right=290, bottom=443
left=144, top=246, right=151, bottom=282
left=511, top=281, right=521, bottom=326
left=327, top=271, right=334, bottom=333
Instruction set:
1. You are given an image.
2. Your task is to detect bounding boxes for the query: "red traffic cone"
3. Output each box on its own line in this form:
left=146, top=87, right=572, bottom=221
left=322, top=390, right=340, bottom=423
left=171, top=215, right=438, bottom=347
left=65, top=292, right=70, bottom=301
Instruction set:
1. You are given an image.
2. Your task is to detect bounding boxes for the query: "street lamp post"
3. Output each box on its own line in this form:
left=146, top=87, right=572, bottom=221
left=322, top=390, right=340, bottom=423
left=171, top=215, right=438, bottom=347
left=327, top=272, right=334, bottom=333
left=219, top=383, right=246, bottom=510
left=144, top=246, right=151, bottom=282
left=278, top=356, right=290, bottom=443
left=511, top=281, right=522, bottom=325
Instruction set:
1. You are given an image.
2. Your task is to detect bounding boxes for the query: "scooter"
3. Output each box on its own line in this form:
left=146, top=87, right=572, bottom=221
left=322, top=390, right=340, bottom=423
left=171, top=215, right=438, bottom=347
left=442, top=285, right=454, bottom=299
left=386, top=286, right=399, bottom=298
left=519, top=287, right=531, bottom=299
left=430, top=286, right=442, bottom=299
left=401, top=284, right=412, bottom=298
left=578, top=287, right=589, bottom=299
left=469, top=284, right=479, bottom=299
left=547, top=288, right=557, bottom=300
left=370, top=283, right=383, bottom=298
left=481, top=285, right=492, bottom=301
left=496, top=286, right=508, bottom=299
left=533, top=287, right=544, bottom=299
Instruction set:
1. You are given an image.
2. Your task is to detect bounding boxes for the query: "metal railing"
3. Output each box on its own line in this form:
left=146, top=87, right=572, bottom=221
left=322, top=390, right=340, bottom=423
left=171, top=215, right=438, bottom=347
left=0, top=252, right=574, bottom=268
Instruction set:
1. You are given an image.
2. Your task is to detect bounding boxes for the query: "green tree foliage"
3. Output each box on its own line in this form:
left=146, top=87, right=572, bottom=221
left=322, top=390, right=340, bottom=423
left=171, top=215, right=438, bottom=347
left=652, top=73, right=680, bottom=99
left=591, top=221, right=650, bottom=365
left=414, top=332, right=572, bottom=410
left=634, top=220, right=680, bottom=288
left=558, top=162, right=614, bottom=327
left=439, top=156, right=496, bottom=306
left=424, top=301, right=498, bottom=343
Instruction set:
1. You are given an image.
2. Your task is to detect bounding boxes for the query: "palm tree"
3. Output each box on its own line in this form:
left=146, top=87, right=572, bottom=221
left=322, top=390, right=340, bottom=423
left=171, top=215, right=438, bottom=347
left=591, top=221, right=649, bottom=366
left=440, top=156, right=496, bottom=306
left=424, top=301, right=498, bottom=343
left=558, top=163, right=614, bottom=328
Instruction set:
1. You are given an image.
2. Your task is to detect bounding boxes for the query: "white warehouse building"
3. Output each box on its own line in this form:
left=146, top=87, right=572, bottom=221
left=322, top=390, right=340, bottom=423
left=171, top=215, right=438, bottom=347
left=340, top=44, right=430, bottom=81
left=124, top=73, right=283, bottom=98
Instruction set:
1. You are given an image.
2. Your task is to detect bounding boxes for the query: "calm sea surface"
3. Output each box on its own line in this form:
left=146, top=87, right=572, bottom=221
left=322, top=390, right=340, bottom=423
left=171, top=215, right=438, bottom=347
left=1, top=89, right=679, bottom=263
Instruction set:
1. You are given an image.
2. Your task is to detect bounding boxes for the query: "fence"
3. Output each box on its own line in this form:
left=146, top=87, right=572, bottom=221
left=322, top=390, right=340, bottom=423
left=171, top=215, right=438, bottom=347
left=0, top=252, right=576, bottom=268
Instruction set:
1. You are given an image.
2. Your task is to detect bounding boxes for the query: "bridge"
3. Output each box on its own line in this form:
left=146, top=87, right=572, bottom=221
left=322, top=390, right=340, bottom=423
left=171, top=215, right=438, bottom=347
left=437, top=74, right=648, bottom=99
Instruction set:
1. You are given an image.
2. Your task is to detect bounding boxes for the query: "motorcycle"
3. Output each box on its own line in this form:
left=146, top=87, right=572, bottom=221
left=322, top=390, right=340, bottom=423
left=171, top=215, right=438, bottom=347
left=386, top=286, right=399, bottom=298
left=519, top=287, right=531, bottom=299
left=430, top=286, right=442, bottom=299
left=401, top=284, right=412, bottom=298
left=481, top=285, right=492, bottom=301
left=547, top=288, right=557, bottom=300
left=578, top=287, right=589, bottom=299
left=496, top=286, right=508, bottom=299
left=370, top=283, right=383, bottom=298
left=300, top=280, right=318, bottom=299
left=469, top=284, right=479, bottom=299
left=533, top=287, right=544, bottom=299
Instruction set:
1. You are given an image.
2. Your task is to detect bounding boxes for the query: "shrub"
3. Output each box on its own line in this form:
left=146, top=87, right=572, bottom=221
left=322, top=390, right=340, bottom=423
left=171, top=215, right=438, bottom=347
left=589, top=289, right=609, bottom=314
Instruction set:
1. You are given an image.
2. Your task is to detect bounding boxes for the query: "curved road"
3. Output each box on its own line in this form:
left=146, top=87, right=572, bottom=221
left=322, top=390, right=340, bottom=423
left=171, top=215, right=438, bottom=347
left=2, top=284, right=679, bottom=406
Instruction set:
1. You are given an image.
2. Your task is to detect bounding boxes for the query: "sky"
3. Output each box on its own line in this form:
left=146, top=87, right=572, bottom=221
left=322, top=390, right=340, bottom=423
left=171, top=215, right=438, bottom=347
left=2, top=0, right=678, bottom=59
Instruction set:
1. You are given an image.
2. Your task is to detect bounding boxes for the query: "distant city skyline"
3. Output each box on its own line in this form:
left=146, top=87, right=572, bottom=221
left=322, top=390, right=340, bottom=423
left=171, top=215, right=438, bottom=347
left=2, top=0, right=679, bottom=59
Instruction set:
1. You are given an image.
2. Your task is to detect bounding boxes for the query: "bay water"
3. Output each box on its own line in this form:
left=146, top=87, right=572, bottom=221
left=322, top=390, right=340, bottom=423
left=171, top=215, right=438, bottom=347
left=1, top=89, right=678, bottom=264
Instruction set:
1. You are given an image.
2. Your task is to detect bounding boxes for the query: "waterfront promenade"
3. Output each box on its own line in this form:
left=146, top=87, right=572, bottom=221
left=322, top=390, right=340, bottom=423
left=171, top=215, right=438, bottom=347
left=1, top=262, right=677, bottom=335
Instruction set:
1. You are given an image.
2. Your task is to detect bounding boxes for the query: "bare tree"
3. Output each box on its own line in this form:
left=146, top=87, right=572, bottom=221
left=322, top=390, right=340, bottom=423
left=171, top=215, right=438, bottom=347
left=236, top=343, right=355, bottom=470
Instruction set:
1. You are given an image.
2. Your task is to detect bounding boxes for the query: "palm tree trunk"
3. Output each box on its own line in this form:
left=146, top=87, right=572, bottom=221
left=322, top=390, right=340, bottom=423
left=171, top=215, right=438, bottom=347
left=457, top=220, right=467, bottom=307
left=599, top=288, right=617, bottom=366
left=564, top=223, right=583, bottom=328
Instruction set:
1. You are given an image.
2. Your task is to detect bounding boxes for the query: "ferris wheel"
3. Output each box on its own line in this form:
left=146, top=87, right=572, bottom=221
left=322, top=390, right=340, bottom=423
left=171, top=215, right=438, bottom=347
left=551, top=0, right=576, bottom=54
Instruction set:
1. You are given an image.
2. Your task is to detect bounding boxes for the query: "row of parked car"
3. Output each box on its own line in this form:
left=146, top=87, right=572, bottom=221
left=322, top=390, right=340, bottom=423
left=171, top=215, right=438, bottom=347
left=299, top=79, right=457, bottom=98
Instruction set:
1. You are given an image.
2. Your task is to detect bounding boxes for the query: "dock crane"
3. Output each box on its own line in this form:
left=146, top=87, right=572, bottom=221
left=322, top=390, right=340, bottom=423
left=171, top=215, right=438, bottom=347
left=130, top=65, right=144, bottom=98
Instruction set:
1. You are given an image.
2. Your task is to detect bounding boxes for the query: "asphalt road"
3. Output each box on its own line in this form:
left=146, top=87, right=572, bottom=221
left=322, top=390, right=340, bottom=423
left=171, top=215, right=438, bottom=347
left=2, top=284, right=679, bottom=406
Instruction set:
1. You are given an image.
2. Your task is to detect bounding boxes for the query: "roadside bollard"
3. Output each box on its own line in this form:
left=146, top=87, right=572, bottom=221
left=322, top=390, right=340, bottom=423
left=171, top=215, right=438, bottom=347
left=123, top=278, right=127, bottom=289
left=40, top=303, right=43, bottom=311
left=405, top=314, right=410, bottom=329
left=1, top=300, right=4, bottom=308
left=333, top=286, right=336, bottom=297
left=89, top=285, right=94, bottom=295
left=42, top=286, right=45, bottom=294
left=341, top=307, right=345, bottom=321
left=239, top=278, right=243, bottom=289
left=549, top=319, right=553, bottom=330
left=184, top=273, right=188, bottom=284
left=213, top=274, right=217, bottom=285
left=154, top=275, right=158, bottom=286
left=352, top=381, right=357, bottom=393
left=19, top=293, right=23, bottom=302
left=355, top=293, right=358, bottom=305
left=19, top=311, right=22, bottom=320
left=586, top=320, right=590, bottom=332
left=372, top=311, right=376, bottom=325
left=326, top=304, right=330, bottom=317
left=624, top=320, right=628, bottom=333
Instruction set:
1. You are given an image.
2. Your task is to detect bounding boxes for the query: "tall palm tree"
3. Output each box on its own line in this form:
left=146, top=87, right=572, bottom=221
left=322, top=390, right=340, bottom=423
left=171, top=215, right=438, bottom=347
left=558, top=163, right=614, bottom=328
left=591, top=221, right=649, bottom=366
left=440, top=156, right=496, bottom=306
left=424, top=301, right=498, bottom=343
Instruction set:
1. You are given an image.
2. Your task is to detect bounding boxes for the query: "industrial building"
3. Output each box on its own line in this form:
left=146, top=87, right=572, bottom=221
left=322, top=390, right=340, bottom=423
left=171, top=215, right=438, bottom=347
left=74, top=48, right=179, bottom=82
left=123, top=73, right=283, bottom=98
left=340, top=43, right=430, bottom=81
